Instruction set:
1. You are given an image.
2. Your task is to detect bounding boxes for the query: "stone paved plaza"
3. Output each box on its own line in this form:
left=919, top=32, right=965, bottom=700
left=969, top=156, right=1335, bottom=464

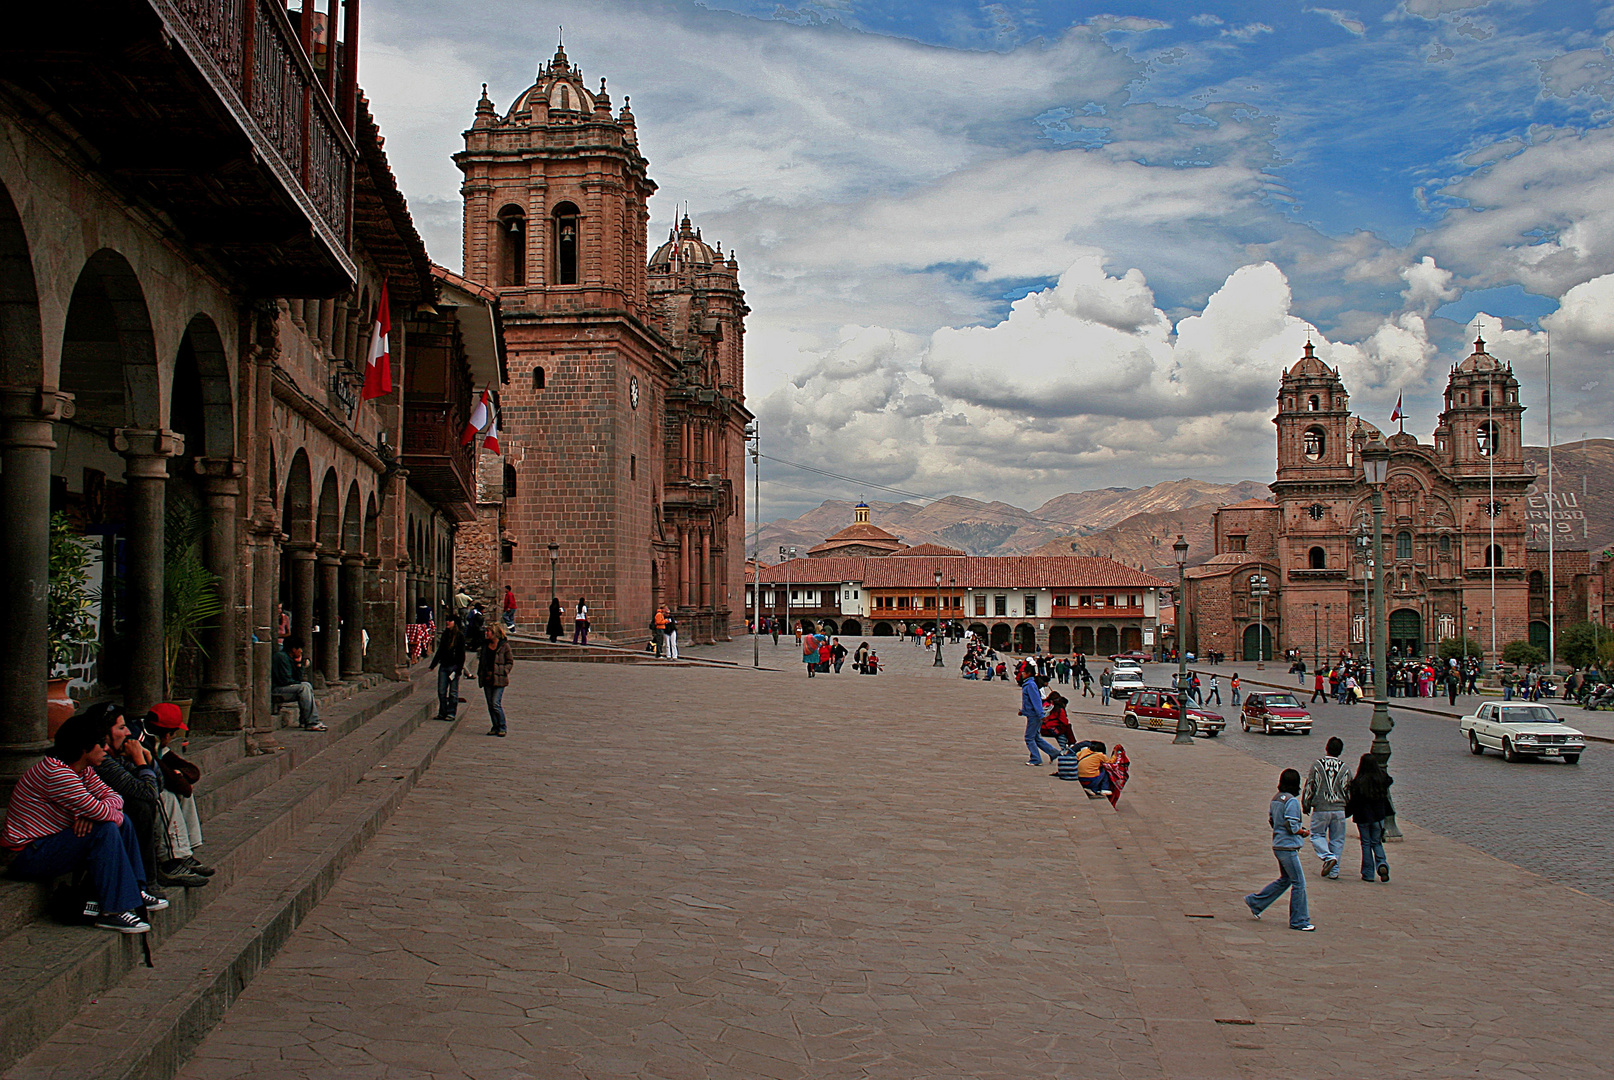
left=176, top=640, right=1614, bottom=1079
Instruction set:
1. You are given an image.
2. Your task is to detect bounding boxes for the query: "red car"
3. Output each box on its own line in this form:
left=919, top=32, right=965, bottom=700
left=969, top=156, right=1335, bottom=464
left=1240, top=691, right=1312, bottom=735
left=1124, top=688, right=1225, bottom=736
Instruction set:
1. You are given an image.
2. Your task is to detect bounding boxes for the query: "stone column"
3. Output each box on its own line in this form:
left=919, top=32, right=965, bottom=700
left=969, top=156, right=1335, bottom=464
left=113, top=428, right=184, bottom=715
left=699, top=528, right=712, bottom=610
left=286, top=541, right=317, bottom=668
left=340, top=552, right=365, bottom=679
left=0, top=388, right=74, bottom=786
left=679, top=526, right=691, bottom=608
left=191, top=457, right=246, bottom=732
left=318, top=550, right=342, bottom=684
left=245, top=304, right=282, bottom=753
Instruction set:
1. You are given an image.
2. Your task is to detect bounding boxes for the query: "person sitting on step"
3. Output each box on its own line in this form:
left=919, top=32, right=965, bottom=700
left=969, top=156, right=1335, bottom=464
left=3, top=713, right=161, bottom=933
left=271, top=640, right=327, bottom=731
left=144, top=704, right=215, bottom=890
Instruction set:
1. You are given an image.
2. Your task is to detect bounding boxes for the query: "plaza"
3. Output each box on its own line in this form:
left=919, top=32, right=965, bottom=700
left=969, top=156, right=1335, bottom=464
left=125, top=642, right=1614, bottom=1079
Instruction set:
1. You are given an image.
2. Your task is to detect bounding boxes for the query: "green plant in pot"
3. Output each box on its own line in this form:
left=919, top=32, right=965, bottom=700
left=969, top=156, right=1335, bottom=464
left=164, top=496, right=222, bottom=703
left=47, top=512, right=100, bottom=733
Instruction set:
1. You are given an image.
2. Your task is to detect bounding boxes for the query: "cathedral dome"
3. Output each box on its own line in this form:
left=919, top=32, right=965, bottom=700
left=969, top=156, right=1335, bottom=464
left=506, top=44, right=597, bottom=118
left=650, top=214, right=718, bottom=268
left=1455, top=336, right=1505, bottom=374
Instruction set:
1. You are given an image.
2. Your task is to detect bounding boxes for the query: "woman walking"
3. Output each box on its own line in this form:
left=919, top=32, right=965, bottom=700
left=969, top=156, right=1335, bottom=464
left=572, top=598, right=589, bottom=645
left=1244, top=768, right=1315, bottom=931
left=480, top=621, right=514, bottom=737
left=1345, top=754, right=1394, bottom=882
left=546, top=597, right=563, bottom=643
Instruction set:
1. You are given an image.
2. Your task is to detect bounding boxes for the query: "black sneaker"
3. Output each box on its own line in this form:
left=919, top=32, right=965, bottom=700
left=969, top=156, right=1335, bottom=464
left=141, top=890, right=169, bottom=912
left=82, top=899, right=101, bottom=918
left=181, top=856, right=216, bottom=877
left=94, top=911, right=151, bottom=934
left=157, top=861, right=210, bottom=888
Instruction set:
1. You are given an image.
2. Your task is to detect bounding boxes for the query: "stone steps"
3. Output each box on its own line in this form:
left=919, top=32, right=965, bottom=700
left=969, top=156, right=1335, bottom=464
left=508, top=638, right=739, bottom=668
left=0, top=673, right=434, bottom=1076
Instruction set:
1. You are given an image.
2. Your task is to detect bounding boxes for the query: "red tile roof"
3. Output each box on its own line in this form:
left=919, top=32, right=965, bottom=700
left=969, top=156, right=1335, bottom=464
left=757, top=555, right=1169, bottom=589
left=890, top=542, right=966, bottom=557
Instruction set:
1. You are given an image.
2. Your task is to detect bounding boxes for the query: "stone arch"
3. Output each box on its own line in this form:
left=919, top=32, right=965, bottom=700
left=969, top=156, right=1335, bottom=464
left=1121, top=627, right=1143, bottom=652
left=840, top=619, right=861, bottom=636
left=819, top=619, right=838, bottom=635
left=316, top=468, right=341, bottom=551
left=966, top=622, right=988, bottom=641
left=1309, top=546, right=1327, bottom=569
left=553, top=201, right=581, bottom=285
left=1014, top=623, right=1036, bottom=652
left=171, top=314, right=234, bottom=459
left=1485, top=544, right=1504, bottom=568
left=1242, top=623, right=1272, bottom=662
left=1049, top=625, right=1071, bottom=653
left=1075, top=626, right=1094, bottom=653
left=282, top=449, right=313, bottom=540
left=363, top=492, right=379, bottom=557
left=991, top=622, right=1011, bottom=650
left=341, top=480, right=363, bottom=553
left=872, top=620, right=894, bottom=637
left=1095, top=625, right=1119, bottom=655
left=60, top=248, right=161, bottom=430
left=0, top=178, right=42, bottom=385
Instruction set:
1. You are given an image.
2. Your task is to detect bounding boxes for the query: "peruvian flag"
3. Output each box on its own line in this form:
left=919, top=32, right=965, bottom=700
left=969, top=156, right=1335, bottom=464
left=460, top=387, right=500, bottom=452
left=360, top=280, right=392, bottom=400
left=1390, top=394, right=1403, bottom=423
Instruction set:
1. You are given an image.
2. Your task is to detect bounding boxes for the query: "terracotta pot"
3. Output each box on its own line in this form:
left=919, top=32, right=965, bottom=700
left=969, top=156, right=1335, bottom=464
left=172, top=698, right=193, bottom=727
left=46, top=678, right=75, bottom=739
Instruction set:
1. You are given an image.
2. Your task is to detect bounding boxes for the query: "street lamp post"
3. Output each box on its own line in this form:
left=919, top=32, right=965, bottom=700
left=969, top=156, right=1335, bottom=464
left=1173, top=534, right=1193, bottom=745
left=1312, top=601, right=1320, bottom=675
left=1361, top=439, right=1400, bottom=841
left=950, top=576, right=957, bottom=645
left=1250, top=575, right=1270, bottom=669
left=750, top=424, right=760, bottom=669
left=780, top=546, right=797, bottom=640
left=933, top=569, right=944, bottom=666
left=547, top=542, right=560, bottom=621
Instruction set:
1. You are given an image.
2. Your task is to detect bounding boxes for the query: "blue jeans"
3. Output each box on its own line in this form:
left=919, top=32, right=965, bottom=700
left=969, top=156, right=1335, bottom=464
left=1359, top=820, right=1388, bottom=880
left=436, top=665, right=462, bottom=718
left=1100, top=686, right=1110, bottom=704
left=1309, top=810, right=1347, bottom=867
left=1231, top=688, right=1241, bottom=705
left=1023, top=716, right=1061, bottom=764
left=272, top=681, right=319, bottom=726
left=1503, top=686, right=1514, bottom=700
left=483, top=684, right=506, bottom=733
left=9, top=818, right=145, bottom=914
left=1246, top=847, right=1310, bottom=928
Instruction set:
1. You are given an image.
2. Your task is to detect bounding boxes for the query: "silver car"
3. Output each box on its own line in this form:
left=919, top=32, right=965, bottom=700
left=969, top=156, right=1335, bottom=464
left=1109, top=665, right=1146, bottom=699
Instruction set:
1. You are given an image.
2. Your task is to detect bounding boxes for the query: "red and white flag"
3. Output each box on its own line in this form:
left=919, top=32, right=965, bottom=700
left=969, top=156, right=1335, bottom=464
left=1390, top=394, right=1403, bottom=423
left=360, top=280, right=392, bottom=400
left=460, top=387, right=500, bottom=452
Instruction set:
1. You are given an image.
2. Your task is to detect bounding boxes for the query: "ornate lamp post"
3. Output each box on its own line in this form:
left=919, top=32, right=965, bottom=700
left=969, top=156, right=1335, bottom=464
left=1250, top=574, right=1270, bottom=669
left=933, top=569, right=944, bottom=666
left=750, top=423, right=760, bottom=668
left=950, top=575, right=957, bottom=646
left=779, top=546, right=797, bottom=639
left=1361, top=438, right=1400, bottom=840
left=547, top=542, right=559, bottom=612
left=1173, top=534, right=1193, bottom=745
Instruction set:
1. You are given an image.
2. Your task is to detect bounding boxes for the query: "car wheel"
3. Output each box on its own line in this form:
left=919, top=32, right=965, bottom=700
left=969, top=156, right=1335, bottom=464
left=1263, top=717, right=1272, bottom=735
left=1502, top=737, right=1520, bottom=762
left=1468, top=730, right=1484, bottom=755
left=1564, top=754, right=1580, bottom=765
left=1240, top=716, right=1250, bottom=732
left=1124, top=714, right=1138, bottom=729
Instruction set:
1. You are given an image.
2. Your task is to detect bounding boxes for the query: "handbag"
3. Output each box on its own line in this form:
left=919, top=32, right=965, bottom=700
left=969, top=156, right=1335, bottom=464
left=159, top=751, right=201, bottom=798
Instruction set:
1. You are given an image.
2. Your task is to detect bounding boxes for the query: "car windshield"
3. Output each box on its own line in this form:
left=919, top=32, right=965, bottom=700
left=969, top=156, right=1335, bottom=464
left=1264, top=694, right=1301, bottom=708
left=1497, top=706, right=1560, bottom=724
left=1114, top=668, right=1142, bottom=679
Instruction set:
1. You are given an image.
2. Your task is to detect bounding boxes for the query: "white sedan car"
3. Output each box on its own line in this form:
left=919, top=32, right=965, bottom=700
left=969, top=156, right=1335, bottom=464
left=1108, top=665, right=1146, bottom=699
left=1459, top=702, right=1587, bottom=764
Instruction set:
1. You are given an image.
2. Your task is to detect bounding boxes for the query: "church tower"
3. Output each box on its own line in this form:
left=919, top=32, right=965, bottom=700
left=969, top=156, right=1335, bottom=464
left=1434, top=336, right=1525, bottom=474
left=454, top=47, right=747, bottom=643
left=1273, top=342, right=1354, bottom=483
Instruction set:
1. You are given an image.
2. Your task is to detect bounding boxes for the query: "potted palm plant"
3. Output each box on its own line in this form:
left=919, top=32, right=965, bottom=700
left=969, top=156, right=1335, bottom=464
left=164, top=497, right=222, bottom=717
left=47, top=512, right=99, bottom=735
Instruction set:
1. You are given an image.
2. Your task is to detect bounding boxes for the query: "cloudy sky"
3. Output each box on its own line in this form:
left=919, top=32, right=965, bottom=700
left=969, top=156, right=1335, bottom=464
left=363, top=0, right=1614, bottom=517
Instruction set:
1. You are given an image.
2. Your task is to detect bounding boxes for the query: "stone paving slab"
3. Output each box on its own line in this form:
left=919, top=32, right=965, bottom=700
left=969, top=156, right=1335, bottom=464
left=173, top=639, right=1614, bottom=1079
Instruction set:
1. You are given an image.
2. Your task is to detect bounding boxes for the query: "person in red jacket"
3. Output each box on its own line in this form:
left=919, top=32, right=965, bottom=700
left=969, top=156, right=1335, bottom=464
left=1040, top=691, right=1077, bottom=751
left=3, top=713, right=157, bottom=933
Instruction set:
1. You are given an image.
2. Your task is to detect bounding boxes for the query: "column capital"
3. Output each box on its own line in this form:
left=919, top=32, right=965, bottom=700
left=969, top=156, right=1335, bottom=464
left=317, top=549, right=343, bottom=566
left=284, top=540, right=318, bottom=560
left=0, top=385, right=75, bottom=424
left=342, top=552, right=366, bottom=567
left=113, top=428, right=184, bottom=476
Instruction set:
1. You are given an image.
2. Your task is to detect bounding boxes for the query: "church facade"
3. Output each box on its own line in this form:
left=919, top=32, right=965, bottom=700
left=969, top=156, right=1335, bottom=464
left=1185, top=338, right=1535, bottom=665
left=454, top=47, right=749, bottom=644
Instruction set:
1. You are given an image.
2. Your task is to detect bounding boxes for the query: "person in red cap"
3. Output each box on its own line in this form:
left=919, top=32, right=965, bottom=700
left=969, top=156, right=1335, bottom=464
left=147, top=704, right=214, bottom=888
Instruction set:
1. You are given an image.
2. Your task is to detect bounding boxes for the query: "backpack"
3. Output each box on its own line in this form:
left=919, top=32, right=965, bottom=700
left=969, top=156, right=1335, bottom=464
left=1056, top=750, right=1082, bottom=781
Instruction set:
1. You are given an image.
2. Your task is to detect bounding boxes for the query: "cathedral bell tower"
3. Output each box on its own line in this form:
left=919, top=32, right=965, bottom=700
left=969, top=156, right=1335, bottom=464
left=1274, top=342, right=1354, bottom=484
left=1433, top=336, right=1525, bottom=475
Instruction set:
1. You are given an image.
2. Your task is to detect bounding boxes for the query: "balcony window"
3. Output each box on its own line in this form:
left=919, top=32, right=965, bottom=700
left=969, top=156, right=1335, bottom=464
left=1080, top=595, right=1092, bottom=607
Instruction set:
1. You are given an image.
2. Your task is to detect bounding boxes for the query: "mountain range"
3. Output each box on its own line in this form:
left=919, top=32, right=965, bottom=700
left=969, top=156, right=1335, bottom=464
left=756, top=438, right=1614, bottom=569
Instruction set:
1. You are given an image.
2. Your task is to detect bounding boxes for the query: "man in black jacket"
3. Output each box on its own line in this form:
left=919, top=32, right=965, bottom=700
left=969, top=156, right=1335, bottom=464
left=272, top=642, right=325, bottom=731
left=429, top=615, right=467, bottom=721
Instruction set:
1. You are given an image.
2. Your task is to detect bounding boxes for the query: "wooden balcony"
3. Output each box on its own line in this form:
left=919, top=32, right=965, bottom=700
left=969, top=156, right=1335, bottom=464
left=401, top=402, right=476, bottom=523
left=5, top=0, right=359, bottom=293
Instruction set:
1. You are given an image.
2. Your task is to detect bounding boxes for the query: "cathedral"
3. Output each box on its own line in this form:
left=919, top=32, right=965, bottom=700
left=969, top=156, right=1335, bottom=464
left=1185, top=337, right=1535, bottom=664
left=455, top=46, right=750, bottom=644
